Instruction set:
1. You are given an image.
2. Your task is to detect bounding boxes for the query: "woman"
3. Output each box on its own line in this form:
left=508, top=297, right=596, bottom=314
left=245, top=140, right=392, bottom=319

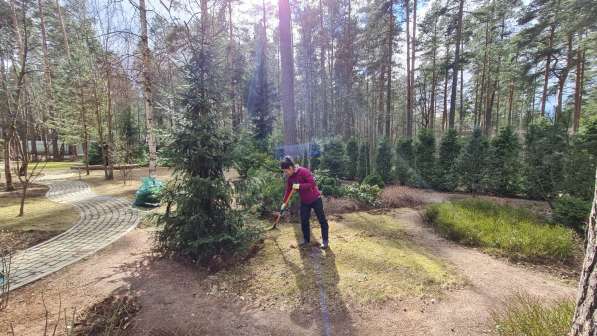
left=280, top=156, right=329, bottom=249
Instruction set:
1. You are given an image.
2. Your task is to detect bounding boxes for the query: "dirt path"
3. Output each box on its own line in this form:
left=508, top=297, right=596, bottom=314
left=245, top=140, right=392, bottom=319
left=1, top=207, right=577, bottom=336
left=369, top=208, right=576, bottom=336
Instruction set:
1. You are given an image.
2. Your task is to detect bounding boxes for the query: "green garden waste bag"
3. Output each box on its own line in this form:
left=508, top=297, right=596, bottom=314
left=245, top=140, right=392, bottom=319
left=134, top=177, right=164, bottom=207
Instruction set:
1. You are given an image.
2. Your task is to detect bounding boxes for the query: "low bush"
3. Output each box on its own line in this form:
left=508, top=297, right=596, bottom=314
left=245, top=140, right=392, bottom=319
left=553, top=196, right=591, bottom=233
left=425, top=199, right=576, bottom=262
left=342, top=183, right=382, bottom=207
left=314, top=169, right=344, bottom=197
left=362, top=173, right=384, bottom=189
left=236, top=167, right=289, bottom=216
left=492, top=293, right=574, bottom=336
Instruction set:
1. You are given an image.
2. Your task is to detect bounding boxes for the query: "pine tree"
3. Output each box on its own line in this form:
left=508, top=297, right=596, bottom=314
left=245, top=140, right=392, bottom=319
left=435, top=129, right=461, bottom=191
left=488, top=126, right=521, bottom=196
left=414, top=129, right=436, bottom=188
left=322, top=139, right=346, bottom=178
left=357, top=142, right=370, bottom=181
left=346, top=138, right=358, bottom=180
left=396, top=139, right=414, bottom=185
left=459, top=128, right=489, bottom=194
left=375, top=138, right=393, bottom=183
left=155, top=48, right=257, bottom=263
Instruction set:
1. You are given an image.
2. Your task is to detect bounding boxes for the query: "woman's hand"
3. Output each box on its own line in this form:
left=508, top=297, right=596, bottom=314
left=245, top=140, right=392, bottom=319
left=292, top=183, right=300, bottom=190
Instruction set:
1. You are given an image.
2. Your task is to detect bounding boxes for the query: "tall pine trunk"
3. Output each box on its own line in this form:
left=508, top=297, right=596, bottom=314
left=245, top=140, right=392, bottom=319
left=278, top=0, right=297, bottom=147
left=448, top=0, right=464, bottom=129
left=410, top=0, right=417, bottom=132
left=573, top=46, right=585, bottom=134
left=405, top=0, right=412, bottom=138
left=540, top=24, right=555, bottom=117
left=385, top=1, right=394, bottom=138
left=569, top=169, right=597, bottom=336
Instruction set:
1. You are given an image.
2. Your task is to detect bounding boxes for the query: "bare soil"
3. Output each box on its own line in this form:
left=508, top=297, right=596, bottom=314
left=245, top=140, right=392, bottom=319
left=0, top=177, right=576, bottom=336
left=1, top=203, right=577, bottom=336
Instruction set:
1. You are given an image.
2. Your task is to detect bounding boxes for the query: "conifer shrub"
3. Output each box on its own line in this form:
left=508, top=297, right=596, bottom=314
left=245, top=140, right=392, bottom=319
left=321, top=139, right=346, bottom=178
left=357, top=142, right=370, bottom=181
left=414, top=129, right=436, bottom=188
left=362, top=173, right=384, bottom=189
left=375, top=138, right=393, bottom=183
left=458, top=128, right=489, bottom=194
left=395, top=139, right=414, bottom=186
left=435, top=129, right=460, bottom=191
left=488, top=127, right=522, bottom=196
left=346, top=138, right=359, bottom=180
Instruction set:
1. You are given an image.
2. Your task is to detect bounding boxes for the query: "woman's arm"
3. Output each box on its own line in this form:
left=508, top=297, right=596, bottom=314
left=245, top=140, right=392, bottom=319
left=283, top=178, right=292, bottom=201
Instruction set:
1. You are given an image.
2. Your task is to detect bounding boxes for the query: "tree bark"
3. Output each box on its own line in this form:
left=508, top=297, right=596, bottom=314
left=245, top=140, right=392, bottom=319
left=139, top=0, right=157, bottom=177
left=555, top=33, right=573, bottom=124
left=385, top=1, right=394, bottom=138
left=569, top=169, right=597, bottom=336
left=448, top=0, right=464, bottom=129
left=410, top=0, right=417, bottom=132
left=573, top=46, right=585, bottom=134
left=37, top=0, right=58, bottom=160
left=540, top=23, right=555, bottom=117
left=405, top=0, right=412, bottom=138
left=54, top=0, right=71, bottom=59
left=442, top=43, right=450, bottom=132
left=278, top=0, right=297, bottom=148
left=429, top=19, right=438, bottom=131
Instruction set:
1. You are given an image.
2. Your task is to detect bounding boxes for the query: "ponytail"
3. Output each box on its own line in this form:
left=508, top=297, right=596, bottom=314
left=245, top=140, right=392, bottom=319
left=280, top=156, right=295, bottom=169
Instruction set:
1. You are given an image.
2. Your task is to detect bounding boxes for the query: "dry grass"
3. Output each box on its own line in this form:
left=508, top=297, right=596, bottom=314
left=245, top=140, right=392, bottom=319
left=214, top=211, right=462, bottom=311
left=492, top=293, right=575, bottom=336
left=0, top=183, right=78, bottom=251
left=426, top=199, right=577, bottom=263
left=380, top=186, right=426, bottom=208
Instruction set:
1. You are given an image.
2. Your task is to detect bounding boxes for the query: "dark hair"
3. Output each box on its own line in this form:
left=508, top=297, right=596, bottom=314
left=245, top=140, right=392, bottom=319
left=280, top=156, right=295, bottom=169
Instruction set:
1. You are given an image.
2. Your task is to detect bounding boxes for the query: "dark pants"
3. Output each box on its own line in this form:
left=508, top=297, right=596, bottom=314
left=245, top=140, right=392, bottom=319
left=300, top=197, right=329, bottom=243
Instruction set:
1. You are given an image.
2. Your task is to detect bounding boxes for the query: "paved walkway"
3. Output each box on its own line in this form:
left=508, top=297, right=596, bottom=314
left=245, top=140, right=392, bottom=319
left=7, top=178, right=139, bottom=290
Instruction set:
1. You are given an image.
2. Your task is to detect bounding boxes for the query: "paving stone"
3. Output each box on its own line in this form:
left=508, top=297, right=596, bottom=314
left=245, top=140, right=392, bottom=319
left=8, top=177, right=139, bottom=291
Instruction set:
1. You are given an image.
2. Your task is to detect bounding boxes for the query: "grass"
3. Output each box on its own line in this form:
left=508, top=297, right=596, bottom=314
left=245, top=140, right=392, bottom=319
left=0, top=194, right=78, bottom=232
left=425, top=198, right=576, bottom=262
left=215, top=212, right=461, bottom=310
left=492, top=293, right=574, bottom=336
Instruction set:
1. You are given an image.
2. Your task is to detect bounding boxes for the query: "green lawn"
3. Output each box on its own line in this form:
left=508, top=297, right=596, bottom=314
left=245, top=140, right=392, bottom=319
left=425, top=199, right=577, bottom=262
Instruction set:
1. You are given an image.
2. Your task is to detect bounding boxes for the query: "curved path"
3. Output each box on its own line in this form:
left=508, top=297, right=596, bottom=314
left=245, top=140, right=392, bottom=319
left=7, top=177, right=139, bottom=291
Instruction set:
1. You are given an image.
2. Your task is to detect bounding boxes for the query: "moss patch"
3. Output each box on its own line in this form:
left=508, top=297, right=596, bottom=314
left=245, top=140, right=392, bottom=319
left=215, top=211, right=461, bottom=311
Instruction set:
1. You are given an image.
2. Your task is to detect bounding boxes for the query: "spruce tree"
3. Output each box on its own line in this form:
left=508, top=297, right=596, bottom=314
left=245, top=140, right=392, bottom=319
left=357, top=142, right=370, bottom=181
left=322, top=139, right=346, bottom=178
left=346, top=138, right=359, bottom=180
left=435, top=129, right=460, bottom=191
left=488, top=126, right=521, bottom=196
left=247, top=24, right=274, bottom=149
left=155, top=51, right=257, bottom=262
left=524, top=121, right=567, bottom=201
left=396, top=139, right=414, bottom=185
left=414, top=129, right=436, bottom=188
left=375, top=138, right=393, bottom=183
left=459, top=128, right=489, bottom=194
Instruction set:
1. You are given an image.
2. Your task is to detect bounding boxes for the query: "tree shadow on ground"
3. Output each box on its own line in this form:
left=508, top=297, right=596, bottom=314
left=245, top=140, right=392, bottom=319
left=271, top=215, right=355, bottom=336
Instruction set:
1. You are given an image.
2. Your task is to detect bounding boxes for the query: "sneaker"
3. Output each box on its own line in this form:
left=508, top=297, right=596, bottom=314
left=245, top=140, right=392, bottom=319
left=299, top=241, right=310, bottom=248
left=320, top=241, right=329, bottom=249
